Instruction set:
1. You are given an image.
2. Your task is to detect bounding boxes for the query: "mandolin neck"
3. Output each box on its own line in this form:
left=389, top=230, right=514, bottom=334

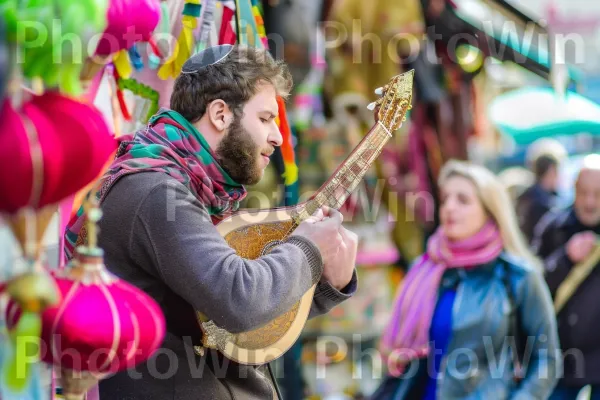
left=297, top=121, right=393, bottom=219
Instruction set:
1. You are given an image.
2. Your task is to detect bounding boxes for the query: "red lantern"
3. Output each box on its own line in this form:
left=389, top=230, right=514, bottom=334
left=0, top=94, right=117, bottom=214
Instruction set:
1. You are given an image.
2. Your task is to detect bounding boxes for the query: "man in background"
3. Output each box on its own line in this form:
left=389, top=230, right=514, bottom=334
left=517, top=138, right=566, bottom=243
left=532, top=154, right=600, bottom=399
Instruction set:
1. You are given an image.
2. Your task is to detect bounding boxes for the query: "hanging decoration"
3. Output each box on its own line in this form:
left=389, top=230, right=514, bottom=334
left=0, top=89, right=117, bottom=394
left=147, top=1, right=171, bottom=70
left=0, top=95, right=117, bottom=215
left=194, top=0, right=218, bottom=53
left=219, top=2, right=237, bottom=45
left=91, top=0, right=161, bottom=80
left=5, top=199, right=166, bottom=399
left=157, top=0, right=202, bottom=80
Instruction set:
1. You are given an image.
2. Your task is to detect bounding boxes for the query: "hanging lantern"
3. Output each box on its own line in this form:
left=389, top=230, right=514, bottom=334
left=6, top=204, right=166, bottom=399
left=0, top=94, right=117, bottom=216
left=0, top=89, right=116, bottom=392
left=29, top=92, right=117, bottom=204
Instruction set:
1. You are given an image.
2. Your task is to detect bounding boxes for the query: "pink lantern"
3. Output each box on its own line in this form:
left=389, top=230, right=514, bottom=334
left=5, top=201, right=166, bottom=399
left=38, top=247, right=165, bottom=398
left=95, top=0, right=161, bottom=56
left=0, top=94, right=117, bottom=215
left=6, top=246, right=166, bottom=399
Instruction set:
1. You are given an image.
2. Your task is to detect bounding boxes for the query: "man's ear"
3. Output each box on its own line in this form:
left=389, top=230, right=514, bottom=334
left=206, top=99, right=233, bottom=132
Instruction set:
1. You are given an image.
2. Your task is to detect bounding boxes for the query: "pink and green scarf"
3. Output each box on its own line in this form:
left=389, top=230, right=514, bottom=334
left=64, top=108, right=247, bottom=260
left=380, top=221, right=503, bottom=372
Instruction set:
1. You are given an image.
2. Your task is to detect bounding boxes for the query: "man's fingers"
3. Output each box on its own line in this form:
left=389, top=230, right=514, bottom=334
left=320, top=206, right=332, bottom=217
left=322, top=208, right=343, bottom=226
left=311, top=208, right=325, bottom=221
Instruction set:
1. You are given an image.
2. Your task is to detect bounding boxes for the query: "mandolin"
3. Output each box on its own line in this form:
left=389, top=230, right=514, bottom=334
left=195, top=70, right=415, bottom=365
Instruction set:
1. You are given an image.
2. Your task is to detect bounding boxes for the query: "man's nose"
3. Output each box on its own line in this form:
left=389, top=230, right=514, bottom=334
left=269, top=122, right=283, bottom=147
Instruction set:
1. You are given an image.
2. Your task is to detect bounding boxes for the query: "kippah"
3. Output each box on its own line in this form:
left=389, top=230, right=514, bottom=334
left=181, top=44, right=234, bottom=74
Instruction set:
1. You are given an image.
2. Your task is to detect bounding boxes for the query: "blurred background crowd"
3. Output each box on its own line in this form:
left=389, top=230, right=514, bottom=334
left=2, top=0, right=600, bottom=399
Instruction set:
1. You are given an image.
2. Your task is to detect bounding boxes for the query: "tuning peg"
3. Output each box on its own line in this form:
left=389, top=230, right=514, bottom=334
left=367, top=97, right=384, bottom=110
left=374, top=85, right=388, bottom=96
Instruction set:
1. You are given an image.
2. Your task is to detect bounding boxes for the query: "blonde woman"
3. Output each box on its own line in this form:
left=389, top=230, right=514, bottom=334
left=372, top=160, right=560, bottom=399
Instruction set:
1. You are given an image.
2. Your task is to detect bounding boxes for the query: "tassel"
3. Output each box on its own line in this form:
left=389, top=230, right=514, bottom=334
left=158, top=1, right=201, bottom=80
left=112, top=67, right=132, bottom=121
left=148, top=37, right=164, bottom=59
left=128, top=45, right=144, bottom=71
left=147, top=37, right=163, bottom=70
left=276, top=96, right=298, bottom=187
left=219, top=5, right=236, bottom=45
left=113, top=49, right=132, bottom=79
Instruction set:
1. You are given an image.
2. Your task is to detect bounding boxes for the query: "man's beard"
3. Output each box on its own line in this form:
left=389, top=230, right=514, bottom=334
left=216, top=117, right=263, bottom=185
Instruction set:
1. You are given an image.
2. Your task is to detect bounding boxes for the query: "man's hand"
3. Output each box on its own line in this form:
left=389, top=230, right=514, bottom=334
left=566, top=231, right=598, bottom=264
left=293, top=207, right=344, bottom=269
left=321, top=225, right=358, bottom=290
left=292, top=207, right=358, bottom=289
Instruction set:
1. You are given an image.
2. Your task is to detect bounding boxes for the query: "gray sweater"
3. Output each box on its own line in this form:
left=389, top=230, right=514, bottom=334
left=97, top=172, right=357, bottom=400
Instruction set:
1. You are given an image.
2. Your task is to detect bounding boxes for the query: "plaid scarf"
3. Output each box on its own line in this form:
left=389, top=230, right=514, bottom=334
left=64, top=108, right=247, bottom=260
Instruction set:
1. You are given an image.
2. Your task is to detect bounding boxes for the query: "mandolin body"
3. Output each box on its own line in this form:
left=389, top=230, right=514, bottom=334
left=196, top=205, right=316, bottom=365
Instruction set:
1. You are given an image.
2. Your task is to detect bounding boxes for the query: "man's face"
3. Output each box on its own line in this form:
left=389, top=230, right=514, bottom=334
left=216, top=83, right=282, bottom=185
left=574, top=169, right=600, bottom=227
left=544, top=164, right=559, bottom=192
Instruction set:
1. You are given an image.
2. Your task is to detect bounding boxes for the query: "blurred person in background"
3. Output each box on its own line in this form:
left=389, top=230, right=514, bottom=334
left=371, top=160, right=560, bottom=400
left=532, top=154, right=600, bottom=400
left=498, top=166, right=535, bottom=205
left=516, top=138, right=567, bottom=244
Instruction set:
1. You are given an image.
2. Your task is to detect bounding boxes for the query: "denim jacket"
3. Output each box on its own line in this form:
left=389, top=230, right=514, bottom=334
left=387, top=253, right=561, bottom=400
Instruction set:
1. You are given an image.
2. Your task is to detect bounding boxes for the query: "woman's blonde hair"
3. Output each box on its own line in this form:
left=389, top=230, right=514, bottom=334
left=438, top=160, right=541, bottom=270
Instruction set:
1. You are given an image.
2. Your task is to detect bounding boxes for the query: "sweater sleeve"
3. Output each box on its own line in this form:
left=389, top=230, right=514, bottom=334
left=309, top=270, right=358, bottom=319
left=129, top=179, right=325, bottom=334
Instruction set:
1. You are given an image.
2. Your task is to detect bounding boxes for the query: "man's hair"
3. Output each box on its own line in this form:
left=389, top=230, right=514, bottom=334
left=525, top=138, right=566, bottom=180
left=170, top=45, right=293, bottom=123
left=533, top=154, right=559, bottom=180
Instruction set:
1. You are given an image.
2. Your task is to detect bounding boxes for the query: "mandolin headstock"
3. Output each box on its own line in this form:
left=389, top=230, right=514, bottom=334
left=369, top=69, right=415, bottom=132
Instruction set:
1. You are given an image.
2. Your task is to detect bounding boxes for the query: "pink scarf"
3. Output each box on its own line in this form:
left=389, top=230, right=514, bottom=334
left=380, top=221, right=503, bottom=372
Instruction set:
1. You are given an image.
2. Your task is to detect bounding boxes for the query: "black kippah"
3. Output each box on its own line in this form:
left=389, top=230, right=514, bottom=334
left=181, top=44, right=234, bottom=74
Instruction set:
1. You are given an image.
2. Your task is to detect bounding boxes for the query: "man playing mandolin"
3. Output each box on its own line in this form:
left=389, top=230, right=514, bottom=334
left=79, top=44, right=359, bottom=399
